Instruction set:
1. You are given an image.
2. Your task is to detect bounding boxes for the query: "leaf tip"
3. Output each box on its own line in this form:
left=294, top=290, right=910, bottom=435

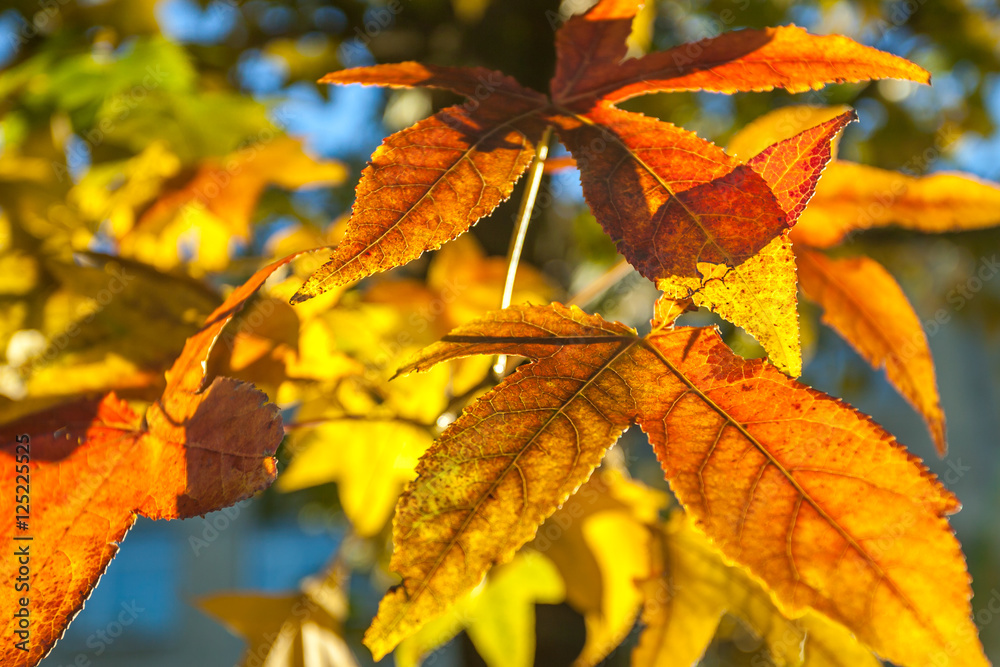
left=288, top=289, right=312, bottom=305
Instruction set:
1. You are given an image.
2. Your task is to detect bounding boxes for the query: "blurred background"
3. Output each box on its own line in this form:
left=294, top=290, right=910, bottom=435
left=1, top=0, right=998, bottom=665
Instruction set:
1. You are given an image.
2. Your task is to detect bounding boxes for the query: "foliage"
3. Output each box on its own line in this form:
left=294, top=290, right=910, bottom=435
left=1, top=1, right=999, bottom=666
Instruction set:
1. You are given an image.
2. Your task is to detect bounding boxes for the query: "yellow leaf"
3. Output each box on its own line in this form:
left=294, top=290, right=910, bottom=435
left=657, top=234, right=801, bottom=376
left=70, top=141, right=182, bottom=238
left=199, top=564, right=359, bottom=667
left=634, top=512, right=880, bottom=667
left=536, top=469, right=667, bottom=667
left=395, top=550, right=564, bottom=667
left=279, top=420, right=434, bottom=537
left=362, top=307, right=645, bottom=659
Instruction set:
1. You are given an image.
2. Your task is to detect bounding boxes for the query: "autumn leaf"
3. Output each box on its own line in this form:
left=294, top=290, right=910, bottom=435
left=134, top=137, right=346, bottom=261
left=553, top=25, right=930, bottom=106
left=394, top=550, right=564, bottom=667
left=199, top=562, right=359, bottom=667
left=797, top=248, right=946, bottom=454
left=0, top=252, right=309, bottom=666
left=726, top=104, right=854, bottom=162
left=656, top=111, right=855, bottom=376
left=634, top=511, right=880, bottom=667
left=368, top=303, right=985, bottom=666
left=292, top=0, right=927, bottom=304
left=792, top=160, right=1000, bottom=248
left=291, top=65, right=549, bottom=300
left=726, top=105, right=972, bottom=453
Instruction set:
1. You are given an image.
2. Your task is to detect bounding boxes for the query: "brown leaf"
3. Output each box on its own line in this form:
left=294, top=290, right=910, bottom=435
left=549, top=0, right=643, bottom=104
left=292, top=69, right=548, bottom=302
left=797, top=248, right=946, bottom=454
left=553, top=103, right=788, bottom=280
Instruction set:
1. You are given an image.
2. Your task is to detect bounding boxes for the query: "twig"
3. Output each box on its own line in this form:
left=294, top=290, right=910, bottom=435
left=567, top=257, right=634, bottom=308
left=495, top=125, right=553, bottom=376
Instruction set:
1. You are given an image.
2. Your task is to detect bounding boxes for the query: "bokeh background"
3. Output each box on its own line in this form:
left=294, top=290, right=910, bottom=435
left=1, top=0, right=999, bottom=665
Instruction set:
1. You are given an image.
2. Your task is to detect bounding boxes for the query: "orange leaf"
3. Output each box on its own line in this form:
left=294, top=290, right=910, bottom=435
left=292, top=68, right=548, bottom=302
left=585, top=25, right=930, bottom=107
left=369, top=303, right=985, bottom=666
left=293, top=0, right=928, bottom=304
left=549, top=0, right=642, bottom=104
left=640, top=323, right=981, bottom=667
left=792, top=161, right=1000, bottom=248
left=797, top=248, right=946, bottom=454
left=727, top=104, right=854, bottom=161
left=0, top=253, right=307, bottom=666
left=746, top=110, right=856, bottom=226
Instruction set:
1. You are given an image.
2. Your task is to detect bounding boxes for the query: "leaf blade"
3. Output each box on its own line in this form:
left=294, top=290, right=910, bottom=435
left=792, top=161, right=1000, bottom=247
left=555, top=104, right=788, bottom=281
left=797, top=248, right=946, bottom=454
left=640, top=325, right=985, bottom=667
left=588, top=25, right=930, bottom=106
left=292, top=100, right=547, bottom=302
left=364, top=305, right=642, bottom=658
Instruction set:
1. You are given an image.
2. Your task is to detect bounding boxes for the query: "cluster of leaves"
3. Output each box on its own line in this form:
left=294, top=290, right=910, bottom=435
left=3, top=0, right=1000, bottom=666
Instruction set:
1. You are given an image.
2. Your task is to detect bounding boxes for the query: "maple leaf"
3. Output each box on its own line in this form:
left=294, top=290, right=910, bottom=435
left=725, top=104, right=1000, bottom=454
left=199, top=562, right=358, bottom=667
left=634, top=511, right=880, bottom=667
left=658, top=111, right=856, bottom=376
left=291, top=0, right=927, bottom=304
left=0, top=252, right=308, bottom=666
left=364, top=302, right=986, bottom=666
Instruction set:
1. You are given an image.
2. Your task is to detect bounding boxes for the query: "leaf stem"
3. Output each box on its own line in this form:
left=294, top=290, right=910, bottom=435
left=495, top=125, right=552, bottom=376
